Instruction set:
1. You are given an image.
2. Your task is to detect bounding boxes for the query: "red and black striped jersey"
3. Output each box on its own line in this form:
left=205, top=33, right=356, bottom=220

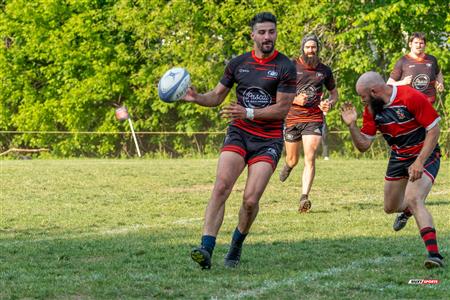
left=285, top=58, right=336, bottom=127
left=361, top=85, right=440, bottom=159
left=390, top=54, right=440, bottom=103
left=220, top=50, right=297, bottom=138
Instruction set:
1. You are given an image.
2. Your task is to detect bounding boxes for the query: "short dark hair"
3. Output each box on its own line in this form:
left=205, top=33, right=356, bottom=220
left=409, top=32, right=426, bottom=44
left=249, top=12, right=276, bottom=31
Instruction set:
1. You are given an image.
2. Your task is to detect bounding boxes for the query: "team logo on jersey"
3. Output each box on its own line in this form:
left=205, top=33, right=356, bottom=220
left=395, top=108, right=406, bottom=120
left=267, top=70, right=278, bottom=78
left=243, top=87, right=272, bottom=108
left=412, top=74, right=430, bottom=91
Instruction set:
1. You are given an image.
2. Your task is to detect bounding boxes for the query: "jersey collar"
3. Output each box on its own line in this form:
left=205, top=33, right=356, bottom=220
left=385, top=85, right=397, bottom=107
left=251, top=50, right=278, bottom=64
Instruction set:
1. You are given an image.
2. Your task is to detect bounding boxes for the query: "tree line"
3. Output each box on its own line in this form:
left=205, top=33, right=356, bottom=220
left=0, top=0, right=449, bottom=157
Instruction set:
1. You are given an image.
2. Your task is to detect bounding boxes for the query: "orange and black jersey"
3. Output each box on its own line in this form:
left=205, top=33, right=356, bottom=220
left=390, top=54, right=440, bottom=103
left=285, top=58, right=335, bottom=127
left=361, top=86, right=440, bottom=160
left=220, top=50, right=297, bottom=139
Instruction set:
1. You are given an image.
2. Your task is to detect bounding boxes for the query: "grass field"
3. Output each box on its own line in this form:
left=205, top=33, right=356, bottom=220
left=0, top=158, right=449, bottom=299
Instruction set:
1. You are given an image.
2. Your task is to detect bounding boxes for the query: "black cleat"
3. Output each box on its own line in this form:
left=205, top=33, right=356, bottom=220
left=224, top=245, right=242, bottom=268
left=298, top=195, right=311, bottom=213
left=393, top=212, right=410, bottom=231
left=424, top=255, right=444, bottom=269
left=279, top=165, right=293, bottom=182
left=191, top=247, right=211, bottom=270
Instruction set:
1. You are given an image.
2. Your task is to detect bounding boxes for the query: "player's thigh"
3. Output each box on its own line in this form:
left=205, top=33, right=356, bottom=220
left=384, top=179, right=408, bottom=212
left=302, top=135, right=322, bottom=160
left=244, top=161, right=274, bottom=201
left=214, top=151, right=246, bottom=188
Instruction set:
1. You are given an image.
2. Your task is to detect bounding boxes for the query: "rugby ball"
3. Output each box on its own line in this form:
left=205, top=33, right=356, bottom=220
left=158, top=67, right=191, bottom=103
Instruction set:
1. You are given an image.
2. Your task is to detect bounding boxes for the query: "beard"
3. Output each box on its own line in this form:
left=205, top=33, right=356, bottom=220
left=257, top=40, right=275, bottom=54
left=302, top=54, right=320, bottom=68
left=368, top=95, right=385, bottom=115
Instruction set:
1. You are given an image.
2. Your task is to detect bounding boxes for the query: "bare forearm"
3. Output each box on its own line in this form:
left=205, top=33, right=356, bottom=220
left=348, top=122, right=372, bottom=152
left=329, top=88, right=339, bottom=106
left=437, top=71, right=443, bottom=84
left=415, top=126, right=439, bottom=165
left=192, top=91, right=225, bottom=107
left=253, top=103, right=290, bottom=121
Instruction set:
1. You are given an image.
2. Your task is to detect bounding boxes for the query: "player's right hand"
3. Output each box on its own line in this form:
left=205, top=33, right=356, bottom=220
left=402, top=75, right=412, bottom=85
left=182, top=86, right=198, bottom=102
left=293, top=92, right=308, bottom=106
left=340, top=102, right=357, bottom=126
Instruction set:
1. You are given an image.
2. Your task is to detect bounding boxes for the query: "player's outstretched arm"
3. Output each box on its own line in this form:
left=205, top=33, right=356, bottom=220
left=341, top=102, right=372, bottom=152
left=182, top=83, right=230, bottom=107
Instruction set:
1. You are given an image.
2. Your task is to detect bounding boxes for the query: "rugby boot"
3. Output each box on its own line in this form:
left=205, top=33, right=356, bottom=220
left=424, top=254, right=444, bottom=269
left=191, top=246, right=211, bottom=270
left=279, top=165, right=293, bottom=182
left=393, top=212, right=410, bottom=231
left=224, top=245, right=242, bottom=268
left=298, top=194, right=311, bottom=213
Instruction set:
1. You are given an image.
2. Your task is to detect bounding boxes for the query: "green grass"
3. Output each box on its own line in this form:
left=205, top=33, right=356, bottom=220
left=0, top=158, right=449, bottom=299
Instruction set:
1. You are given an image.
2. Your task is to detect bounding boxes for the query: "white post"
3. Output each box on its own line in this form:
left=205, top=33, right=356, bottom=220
left=127, top=118, right=142, bottom=157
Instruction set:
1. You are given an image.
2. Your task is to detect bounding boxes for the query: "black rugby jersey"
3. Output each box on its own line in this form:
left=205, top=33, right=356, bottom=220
left=286, top=58, right=335, bottom=126
left=220, top=50, right=297, bottom=138
left=390, top=54, right=440, bottom=103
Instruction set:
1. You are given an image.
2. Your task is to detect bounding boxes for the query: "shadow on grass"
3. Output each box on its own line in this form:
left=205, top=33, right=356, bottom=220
left=0, top=229, right=448, bottom=299
left=427, top=200, right=450, bottom=206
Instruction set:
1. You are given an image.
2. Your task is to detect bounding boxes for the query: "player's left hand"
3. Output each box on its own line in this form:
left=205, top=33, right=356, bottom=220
left=221, top=103, right=246, bottom=120
left=408, top=160, right=424, bottom=182
left=340, top=102, right=357, bottom=126
left=319, top=99, right=331, bottom=113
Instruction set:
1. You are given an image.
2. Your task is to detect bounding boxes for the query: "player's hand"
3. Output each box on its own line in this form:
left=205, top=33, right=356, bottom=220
left=182, top=86, right=198, bottom=102
left=319, top=99, right=331, bottom=113
left=293, top=93, right=308, bottom=106
left=402, top=75, right=412, bottom=85
left=340, top=102, right=357, bottom=126
left=435, top=81, right=444, bottom=93
left=408, top=160, right=424, bottom=182
left=220, top=103, right=246, bottom=120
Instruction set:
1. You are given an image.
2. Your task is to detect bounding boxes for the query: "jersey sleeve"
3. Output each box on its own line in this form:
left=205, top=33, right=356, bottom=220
left=389, top=57, right=403, bottom=81
left=432, top=56, right=440, bottom=75
left=277, top=60, right=297, bottom=94
left=360, top=106, right=377, bottom=139
left=220, top=57, right=239, bottom=88
left=324, top=67, right=336, bottom=91
left=403, top=87, right=440, bottom=130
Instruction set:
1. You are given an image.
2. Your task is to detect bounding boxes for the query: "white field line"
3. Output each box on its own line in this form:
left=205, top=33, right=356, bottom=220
left=220, top=255, right=409, bottom=300
left=0, top=224, right=153, bottom=245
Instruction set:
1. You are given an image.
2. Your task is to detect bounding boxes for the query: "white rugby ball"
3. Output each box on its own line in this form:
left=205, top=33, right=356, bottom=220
left=158, top=67, right=191, bottom=103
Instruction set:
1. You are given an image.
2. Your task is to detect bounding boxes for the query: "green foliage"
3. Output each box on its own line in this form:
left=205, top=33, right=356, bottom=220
left=0, top=0, right=449, bottom=157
